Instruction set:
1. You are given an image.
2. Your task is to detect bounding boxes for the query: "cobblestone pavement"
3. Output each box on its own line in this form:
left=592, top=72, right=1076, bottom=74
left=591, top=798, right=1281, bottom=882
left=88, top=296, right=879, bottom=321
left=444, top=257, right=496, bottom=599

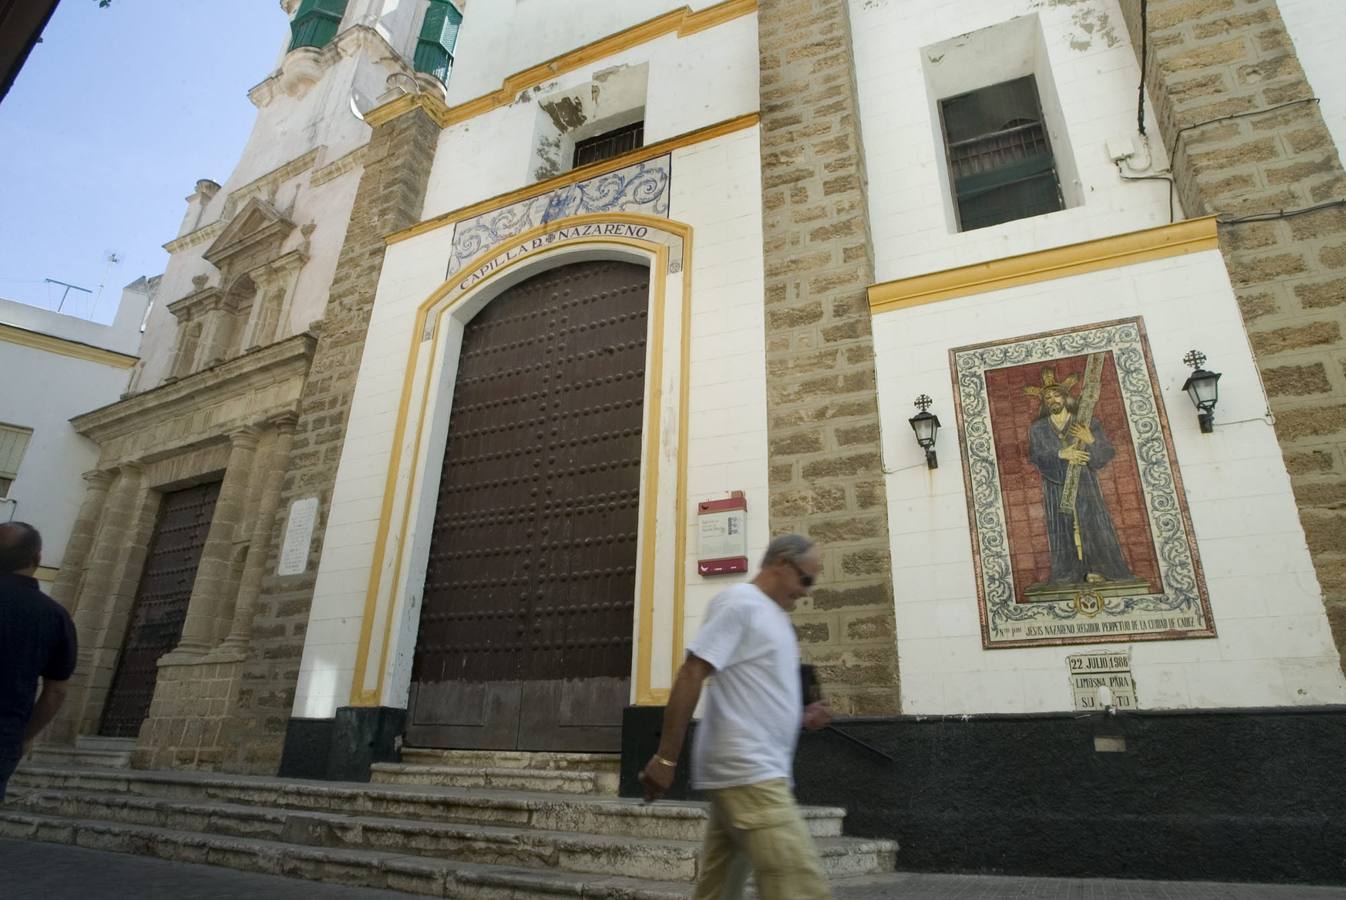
left=4, top=838, right=1345, bottom=899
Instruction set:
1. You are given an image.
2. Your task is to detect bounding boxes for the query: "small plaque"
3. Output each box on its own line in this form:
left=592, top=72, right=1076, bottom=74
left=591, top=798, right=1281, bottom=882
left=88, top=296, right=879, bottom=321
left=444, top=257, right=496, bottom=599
left=277, top=496, right=319, bottom=576
left=697, top=492, right=748, bottom=576
left=1067, top=650, right=1137, bottom=711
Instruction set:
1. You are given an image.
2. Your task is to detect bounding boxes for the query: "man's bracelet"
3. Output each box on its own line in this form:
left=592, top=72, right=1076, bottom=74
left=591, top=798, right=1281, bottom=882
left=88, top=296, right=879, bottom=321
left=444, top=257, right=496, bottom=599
left=653, top=754, right=678, bottom=768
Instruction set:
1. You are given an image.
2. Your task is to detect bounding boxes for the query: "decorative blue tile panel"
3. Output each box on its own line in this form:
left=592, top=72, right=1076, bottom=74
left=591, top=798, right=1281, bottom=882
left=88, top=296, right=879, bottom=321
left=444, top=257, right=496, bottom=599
left=448, top=155, right=671, bottom=277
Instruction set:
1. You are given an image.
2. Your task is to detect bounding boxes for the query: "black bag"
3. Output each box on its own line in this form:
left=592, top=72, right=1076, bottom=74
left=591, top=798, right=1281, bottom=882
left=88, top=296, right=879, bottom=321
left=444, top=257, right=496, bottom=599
left=800, top=663, right=822, bottom=706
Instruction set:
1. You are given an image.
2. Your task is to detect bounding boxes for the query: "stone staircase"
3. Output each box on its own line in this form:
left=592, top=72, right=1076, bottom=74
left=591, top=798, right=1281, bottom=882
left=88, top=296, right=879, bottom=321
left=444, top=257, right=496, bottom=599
left=1, top=752, right=896, bottom=898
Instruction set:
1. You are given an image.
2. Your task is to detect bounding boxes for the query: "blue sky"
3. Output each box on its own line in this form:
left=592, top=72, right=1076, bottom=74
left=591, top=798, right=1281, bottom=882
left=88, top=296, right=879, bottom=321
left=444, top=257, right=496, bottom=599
left=0, top=1, right=289, bottom=323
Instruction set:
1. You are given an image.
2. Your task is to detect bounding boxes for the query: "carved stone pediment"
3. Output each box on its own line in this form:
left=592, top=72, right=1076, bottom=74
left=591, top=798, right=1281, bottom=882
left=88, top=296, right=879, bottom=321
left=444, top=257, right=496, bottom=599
left=204, top=197, right=295, bottom=272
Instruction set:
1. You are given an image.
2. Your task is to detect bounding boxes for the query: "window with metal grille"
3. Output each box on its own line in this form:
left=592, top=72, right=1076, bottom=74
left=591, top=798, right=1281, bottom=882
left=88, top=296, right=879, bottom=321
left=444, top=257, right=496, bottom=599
left=573, top=121, right=644, bottom=169
left=288, top=0, right=349, bottom=52
left=0, top=424, right=32, bottom=498
left=940, top=76, right=1064, bottom=232
left=414, top=0, right=463, bottom=85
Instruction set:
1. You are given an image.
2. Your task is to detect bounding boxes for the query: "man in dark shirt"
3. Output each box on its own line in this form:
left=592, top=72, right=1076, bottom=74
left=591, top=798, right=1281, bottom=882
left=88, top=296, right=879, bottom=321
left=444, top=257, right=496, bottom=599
left=0, top=522, right=77, bottom=801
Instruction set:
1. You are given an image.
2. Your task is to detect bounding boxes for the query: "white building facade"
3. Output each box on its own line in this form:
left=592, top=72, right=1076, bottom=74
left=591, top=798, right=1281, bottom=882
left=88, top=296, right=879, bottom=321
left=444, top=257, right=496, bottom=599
left=0, top=283, right=147, bottom=591
left=41, top=0, right=1346, bottom=882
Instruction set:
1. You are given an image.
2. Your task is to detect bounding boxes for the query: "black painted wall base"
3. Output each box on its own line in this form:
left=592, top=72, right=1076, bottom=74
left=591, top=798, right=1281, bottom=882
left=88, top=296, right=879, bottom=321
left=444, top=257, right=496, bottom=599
left=790, top=707, right=1346, bottom=885
left=278, top=706, right=405, bottom=782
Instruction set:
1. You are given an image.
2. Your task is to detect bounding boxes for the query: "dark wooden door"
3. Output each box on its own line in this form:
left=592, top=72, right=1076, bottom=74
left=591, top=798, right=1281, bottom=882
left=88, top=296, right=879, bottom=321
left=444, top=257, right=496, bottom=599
left=99, top=480, right=221, bottom=738
left=408, top=260, right=649, bottom=751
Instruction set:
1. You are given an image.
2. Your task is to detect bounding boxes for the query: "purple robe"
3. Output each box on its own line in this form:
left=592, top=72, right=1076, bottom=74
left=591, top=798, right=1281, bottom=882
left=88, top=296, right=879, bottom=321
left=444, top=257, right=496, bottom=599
left=1027, top=414, right=1135, bottom=585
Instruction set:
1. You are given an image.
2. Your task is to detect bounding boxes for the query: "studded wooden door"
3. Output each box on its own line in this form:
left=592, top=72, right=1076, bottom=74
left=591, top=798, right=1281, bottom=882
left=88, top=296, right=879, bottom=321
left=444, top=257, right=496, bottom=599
left=99, top=480, right=221, bottom=738
left=407, top=260, right=649, bottom=751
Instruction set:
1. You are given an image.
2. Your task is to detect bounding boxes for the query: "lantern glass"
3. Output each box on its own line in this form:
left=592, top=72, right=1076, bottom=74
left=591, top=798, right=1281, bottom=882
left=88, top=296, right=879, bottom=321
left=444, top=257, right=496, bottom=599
left=909, top=410, right=940, bottom=448
left=1183, top=369, right=1221, bottom=411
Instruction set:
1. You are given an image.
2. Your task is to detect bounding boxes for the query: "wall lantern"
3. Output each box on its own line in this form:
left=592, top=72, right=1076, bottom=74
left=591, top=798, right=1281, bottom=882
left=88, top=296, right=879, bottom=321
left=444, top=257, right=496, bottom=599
left=908, top=394, right=941, bottom=469
left=1182, top=350, right=1222, bottom=434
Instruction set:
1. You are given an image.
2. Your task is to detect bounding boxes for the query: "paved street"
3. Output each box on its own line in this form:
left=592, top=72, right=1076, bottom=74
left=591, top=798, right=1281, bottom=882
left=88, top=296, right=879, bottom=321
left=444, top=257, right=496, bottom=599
left=3, top=838, right=1345, bottom=900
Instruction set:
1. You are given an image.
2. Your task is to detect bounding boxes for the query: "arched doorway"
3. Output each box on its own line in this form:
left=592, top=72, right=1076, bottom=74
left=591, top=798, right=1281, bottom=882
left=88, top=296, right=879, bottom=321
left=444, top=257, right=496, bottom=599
left=406, top=259, right=651, bottom=751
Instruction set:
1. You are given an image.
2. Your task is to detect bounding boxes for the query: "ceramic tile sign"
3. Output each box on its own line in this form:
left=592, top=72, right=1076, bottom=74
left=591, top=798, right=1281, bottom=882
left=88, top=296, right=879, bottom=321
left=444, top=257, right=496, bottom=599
left=277, top=496, right=319, bottom=576
left=1068, top=650, right=1138, bottom=711
left=951, top=317, right=1214, bottom=649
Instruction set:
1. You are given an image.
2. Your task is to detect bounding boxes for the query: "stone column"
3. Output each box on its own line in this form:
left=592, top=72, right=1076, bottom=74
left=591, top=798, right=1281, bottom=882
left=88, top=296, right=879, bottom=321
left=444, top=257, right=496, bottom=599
left=174, top=428, right=260, bottom=655
left=757, top=0, right=900, bottom=715
left=1115, top=0, right=1346, bottom=670
left=48, top=469, right=114, bottom=613
left=219, top=414, right=298, bottom=651
left=52, top=463, right=146, bottom=744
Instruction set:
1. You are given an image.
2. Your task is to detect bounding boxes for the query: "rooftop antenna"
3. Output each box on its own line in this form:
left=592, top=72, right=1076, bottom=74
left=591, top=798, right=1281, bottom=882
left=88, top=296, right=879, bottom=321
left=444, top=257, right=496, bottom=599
left=44, top=277, right=92, bottom=313
left=92, top=251, right=122, bottom=319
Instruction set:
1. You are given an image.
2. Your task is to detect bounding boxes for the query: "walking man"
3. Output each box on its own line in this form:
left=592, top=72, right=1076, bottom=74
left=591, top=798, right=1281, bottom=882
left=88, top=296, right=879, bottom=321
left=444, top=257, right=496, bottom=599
left=0, top=522, right=77, bottom=801
left=641, top=533, right=834, bottom=899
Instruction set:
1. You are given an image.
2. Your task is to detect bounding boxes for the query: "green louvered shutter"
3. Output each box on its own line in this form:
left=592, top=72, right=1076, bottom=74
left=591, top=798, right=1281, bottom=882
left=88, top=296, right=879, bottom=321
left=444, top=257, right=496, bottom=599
left=289, top=0, right=349, bottom=52
left=414, top=0, right=463, bottom=85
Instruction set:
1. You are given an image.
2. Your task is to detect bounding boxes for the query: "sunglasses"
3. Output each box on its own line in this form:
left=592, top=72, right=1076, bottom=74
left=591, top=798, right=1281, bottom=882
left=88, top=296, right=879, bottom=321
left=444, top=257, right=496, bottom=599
left=784, top=558, right=815, bottom=589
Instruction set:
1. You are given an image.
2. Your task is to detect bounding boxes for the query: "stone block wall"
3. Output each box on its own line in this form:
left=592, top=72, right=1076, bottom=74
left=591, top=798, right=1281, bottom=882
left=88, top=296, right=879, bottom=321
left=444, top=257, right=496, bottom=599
left=133, top=658, right=243, bottom=770
left=219, top=104, right=442, bottom=773
left=757, top=0, right=900, bottom=715
left=1117, top=0, right=1346, bottom=669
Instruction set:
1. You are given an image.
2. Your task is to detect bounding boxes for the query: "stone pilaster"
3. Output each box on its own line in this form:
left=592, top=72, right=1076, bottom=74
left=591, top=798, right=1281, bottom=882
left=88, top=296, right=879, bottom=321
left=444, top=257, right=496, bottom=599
left=173, top=428, right=260, bottom=655
left=757, top=0, right=900, bottom=715
left=220, top=413, right=298, bottom=651
left=57, top=463, right=157, bottom=741
left=1116, top=0, right=1346, bottom=670
left=220, top=101, right=442, bottom=772
left=48, top=469, right=114, bottom=613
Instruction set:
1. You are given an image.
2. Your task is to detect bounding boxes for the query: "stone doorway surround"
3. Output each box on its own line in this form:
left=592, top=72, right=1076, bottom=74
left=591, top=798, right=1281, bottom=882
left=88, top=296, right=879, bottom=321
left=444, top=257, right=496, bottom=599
left=46, top=332, right=315, bottom=769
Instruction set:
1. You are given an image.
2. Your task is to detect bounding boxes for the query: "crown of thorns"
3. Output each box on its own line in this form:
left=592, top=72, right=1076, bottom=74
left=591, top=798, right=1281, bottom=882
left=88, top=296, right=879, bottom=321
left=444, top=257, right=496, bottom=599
left=1022, top=367, right=1079, bottom=398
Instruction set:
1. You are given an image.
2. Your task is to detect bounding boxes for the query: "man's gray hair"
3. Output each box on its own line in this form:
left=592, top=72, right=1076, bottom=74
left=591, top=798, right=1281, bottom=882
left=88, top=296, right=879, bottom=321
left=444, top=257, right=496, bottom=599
left=761, top=533, right=815, bottom=567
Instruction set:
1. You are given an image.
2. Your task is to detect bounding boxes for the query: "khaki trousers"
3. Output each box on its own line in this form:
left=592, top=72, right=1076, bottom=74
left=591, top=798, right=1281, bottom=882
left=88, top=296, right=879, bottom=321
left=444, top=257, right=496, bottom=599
left=691, top=778, right=833, bottom=900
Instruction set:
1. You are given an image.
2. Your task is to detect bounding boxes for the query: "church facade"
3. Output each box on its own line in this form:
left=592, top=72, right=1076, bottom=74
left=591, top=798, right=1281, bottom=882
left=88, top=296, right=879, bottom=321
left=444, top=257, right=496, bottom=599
left=42, top=0, right=1346, bottom=880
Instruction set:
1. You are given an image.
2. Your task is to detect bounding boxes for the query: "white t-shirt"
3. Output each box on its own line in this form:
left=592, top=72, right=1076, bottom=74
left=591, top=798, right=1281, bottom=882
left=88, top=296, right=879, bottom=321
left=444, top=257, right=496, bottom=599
left=688, top=582, right=802, bottom=790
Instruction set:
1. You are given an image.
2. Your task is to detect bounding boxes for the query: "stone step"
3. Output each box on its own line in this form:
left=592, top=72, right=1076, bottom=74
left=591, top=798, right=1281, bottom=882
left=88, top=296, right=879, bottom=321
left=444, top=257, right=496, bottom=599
left=371, top=762, right=619, bottom=795
left=11, top=765, right=847, bottom=842
left=0, top=809, right=694, bottom=899
left=7, top=786, right=895, bottom=882
left=398, top=748, right=622, bottom=775
left=27, top=746, right=133, bottom=769
left=29, top=735, right=136, bottom=770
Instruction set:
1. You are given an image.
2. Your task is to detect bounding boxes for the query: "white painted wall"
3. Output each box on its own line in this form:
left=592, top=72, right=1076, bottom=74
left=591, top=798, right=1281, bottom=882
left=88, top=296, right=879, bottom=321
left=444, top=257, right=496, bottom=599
left=0, top=280, right=148, bottom=356
left=445, top=0, right=727, bottom=105
left=872, top=249, right=1346, bottom=713
left=293, top=124, right=769, bottom=718
left=851, top=0, right=1178, bottom=283
left=422, top=12, right=759, bottom=219
left=0, top=285, right=148, bottom=572
left=1278, top=0, right=1346, bottom=160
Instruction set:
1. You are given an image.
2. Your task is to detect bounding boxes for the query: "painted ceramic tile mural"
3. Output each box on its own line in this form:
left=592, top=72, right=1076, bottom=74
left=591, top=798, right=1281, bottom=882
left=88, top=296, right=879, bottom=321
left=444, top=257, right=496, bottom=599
left=447, top=155, right=672, bottom=277
left=951, top=317, right=1215, bottom=648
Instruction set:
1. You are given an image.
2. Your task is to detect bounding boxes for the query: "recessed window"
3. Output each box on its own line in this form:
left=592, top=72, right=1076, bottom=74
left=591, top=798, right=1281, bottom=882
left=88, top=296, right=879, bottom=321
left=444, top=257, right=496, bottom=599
left=0, top=424, right=32, bottom=498
left=414, top=0, right=463, bottom=85
left=288, top=0, right=349, bottom=52
left=573, top=121, right=644, bottom=169
left=939, top=76, right=1064, bottom=232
